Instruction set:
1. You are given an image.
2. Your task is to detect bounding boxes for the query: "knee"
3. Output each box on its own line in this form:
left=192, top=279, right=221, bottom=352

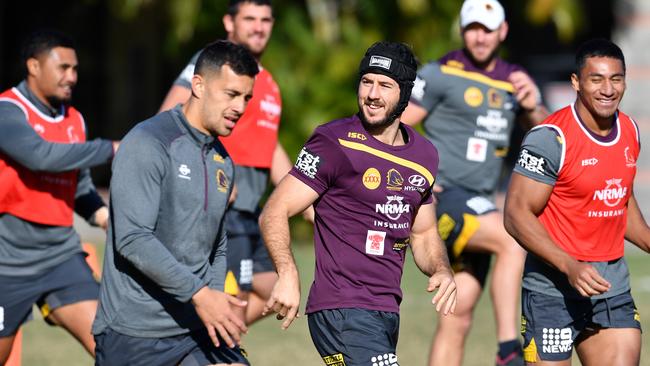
left=455, top=312, right=474, bottom=334
left=493, top=235, right=525, bottom=259
left=439, top=310, right=474, bottom=336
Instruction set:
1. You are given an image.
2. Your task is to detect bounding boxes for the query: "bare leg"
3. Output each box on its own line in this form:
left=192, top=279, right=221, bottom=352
left=429, top=271, right=483, bottom=366
left=46, top=300, right=98, bottom=357
left=576, top=328, right=641, bottom=366
left=466, top=212, right=525, bottom=342
left=525, top=358, right=571, bottom=366
left=0, top=334, right=17, bottom=365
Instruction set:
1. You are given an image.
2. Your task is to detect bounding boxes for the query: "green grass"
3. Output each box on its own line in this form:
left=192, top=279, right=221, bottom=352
left=18, top=244, right=650, bottom=365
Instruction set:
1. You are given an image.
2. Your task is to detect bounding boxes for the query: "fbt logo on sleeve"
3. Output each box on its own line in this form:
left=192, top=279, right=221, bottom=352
left=295, top=147, right=322, bottom=179
left=0, top=306, right=4, bottom=331
left=541, top=327, right=572, bottom=354
left=517, top=149, right=546, bottom=175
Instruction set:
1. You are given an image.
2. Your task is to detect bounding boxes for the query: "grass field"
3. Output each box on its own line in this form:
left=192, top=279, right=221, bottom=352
left=19, top=243, right=650, bottom=365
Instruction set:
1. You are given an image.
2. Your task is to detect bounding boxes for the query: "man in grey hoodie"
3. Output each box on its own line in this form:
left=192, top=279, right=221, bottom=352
left=93, top=40, right=258, bottom=366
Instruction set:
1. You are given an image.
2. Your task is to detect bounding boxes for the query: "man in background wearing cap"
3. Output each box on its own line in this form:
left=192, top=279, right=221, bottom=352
left=259, top=41, right=457, bottom=365
left=402, top=0, right=548, bottom=365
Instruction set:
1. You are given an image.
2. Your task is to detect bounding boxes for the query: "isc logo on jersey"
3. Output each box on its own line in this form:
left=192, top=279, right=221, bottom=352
left=593, top=178, right=627, bottom=207
left=363, top=168, right=381, bottom=189
left=295, top=147, right=322, bottom=179
left=348, top=132, right=367, bottom=141
left=376, top=195, right=410, bottom=220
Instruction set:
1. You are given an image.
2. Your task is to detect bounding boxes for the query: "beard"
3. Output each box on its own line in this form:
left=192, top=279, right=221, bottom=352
left=463, top=47, right=498, bottom=70
left=46, top=94, right=71, bottom=108
left=357, top=99, right=399, bottom=133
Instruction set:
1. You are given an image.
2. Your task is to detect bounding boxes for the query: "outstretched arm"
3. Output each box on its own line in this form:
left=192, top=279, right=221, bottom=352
left=409, top=202, right=457, bottom=315
left=625, top=194, right=650, bottom=253
left=259, top=174, right=319, bottom=329
left=504, top=173, right=611, bottom=297
left=74, top=168, right=108, bottom=230
left=0, top=102, right=114, bottom=171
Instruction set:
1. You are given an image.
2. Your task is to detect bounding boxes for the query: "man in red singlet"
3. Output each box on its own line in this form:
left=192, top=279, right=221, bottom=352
left=505, top=39, right=649, bottom=365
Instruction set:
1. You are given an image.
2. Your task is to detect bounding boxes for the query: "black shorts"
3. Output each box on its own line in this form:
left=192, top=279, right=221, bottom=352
left=521, top=289, right=641, bottom=362
left=225, top=209, right=275, bottom=293
left=95, top=327, right=249, bottom=366
left=435, top=186, right=496, bottom=286
left=308, top=308, right=401, bottom=366
left=0, top=253, right=99, bottom=337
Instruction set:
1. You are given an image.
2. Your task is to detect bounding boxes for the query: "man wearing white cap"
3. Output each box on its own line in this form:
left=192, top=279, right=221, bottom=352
left=402, top=0, right=548, bottom=365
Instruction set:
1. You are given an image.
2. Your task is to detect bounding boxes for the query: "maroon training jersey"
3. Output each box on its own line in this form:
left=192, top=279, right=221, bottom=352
left=290, top=115, right=439, bottom=313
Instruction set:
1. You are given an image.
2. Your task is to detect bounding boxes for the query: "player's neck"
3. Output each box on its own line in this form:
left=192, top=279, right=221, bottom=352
left=182, top=101, right=211, bottom=137
left=369, top=120, right=405, bottom=146
left=575, top=100, right=615, bottom=136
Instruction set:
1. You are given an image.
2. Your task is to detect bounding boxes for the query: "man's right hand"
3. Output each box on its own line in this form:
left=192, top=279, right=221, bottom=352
left=565, top=261, right=611, bottom=297
left=262, top=271, right=301, bottom=330
left=191, top=286, right=248, bottom=348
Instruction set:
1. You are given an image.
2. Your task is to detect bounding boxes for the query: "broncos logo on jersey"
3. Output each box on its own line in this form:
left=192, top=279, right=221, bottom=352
left=386, top=168, right=404, bottom=191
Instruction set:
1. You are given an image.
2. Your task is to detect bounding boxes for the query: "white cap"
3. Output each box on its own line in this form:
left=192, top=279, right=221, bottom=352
left=460, top=0, right=505, bottom=31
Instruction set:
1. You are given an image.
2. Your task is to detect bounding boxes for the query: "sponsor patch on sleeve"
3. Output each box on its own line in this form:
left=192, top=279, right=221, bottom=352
left=295, top=147, right=322, bottom=179
left=517, top=148, right=546, bottom=175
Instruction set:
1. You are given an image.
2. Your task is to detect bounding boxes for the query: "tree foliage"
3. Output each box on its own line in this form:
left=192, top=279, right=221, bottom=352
left=102, top=0, right=584, bottom=158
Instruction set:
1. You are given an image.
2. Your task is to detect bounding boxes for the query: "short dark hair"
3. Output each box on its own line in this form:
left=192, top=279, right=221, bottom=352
left=227, top=0, right=272, bottom=17
left=194, top=40, right=259, bottom=78
left=575, top=38, right=626, bottom=75
left=21, top=29, right=75, bottom=65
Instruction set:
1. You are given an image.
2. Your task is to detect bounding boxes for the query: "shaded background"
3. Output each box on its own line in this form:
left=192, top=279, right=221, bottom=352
left=4, top=0, right=650, bottom=240
left=0, top=0, right=632, bottom=183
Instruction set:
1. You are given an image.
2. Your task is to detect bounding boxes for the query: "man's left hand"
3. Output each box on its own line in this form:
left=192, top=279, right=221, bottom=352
left=262, top=271, right=301, bottom=330
left=427, top=268, right=457, bottom=315
left=509, top=71, right=540, bottom=112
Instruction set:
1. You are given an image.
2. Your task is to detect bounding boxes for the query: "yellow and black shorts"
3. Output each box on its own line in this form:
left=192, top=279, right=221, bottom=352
left=435, top=186, right=496, bottom=286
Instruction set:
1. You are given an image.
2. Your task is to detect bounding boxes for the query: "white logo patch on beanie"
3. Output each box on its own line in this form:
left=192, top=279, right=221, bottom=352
left=369, top=55, right=392, bottom=70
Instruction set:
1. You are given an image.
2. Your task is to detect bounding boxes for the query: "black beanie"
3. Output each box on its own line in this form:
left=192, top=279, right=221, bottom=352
left=358, top=41, right=418, bottom=120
